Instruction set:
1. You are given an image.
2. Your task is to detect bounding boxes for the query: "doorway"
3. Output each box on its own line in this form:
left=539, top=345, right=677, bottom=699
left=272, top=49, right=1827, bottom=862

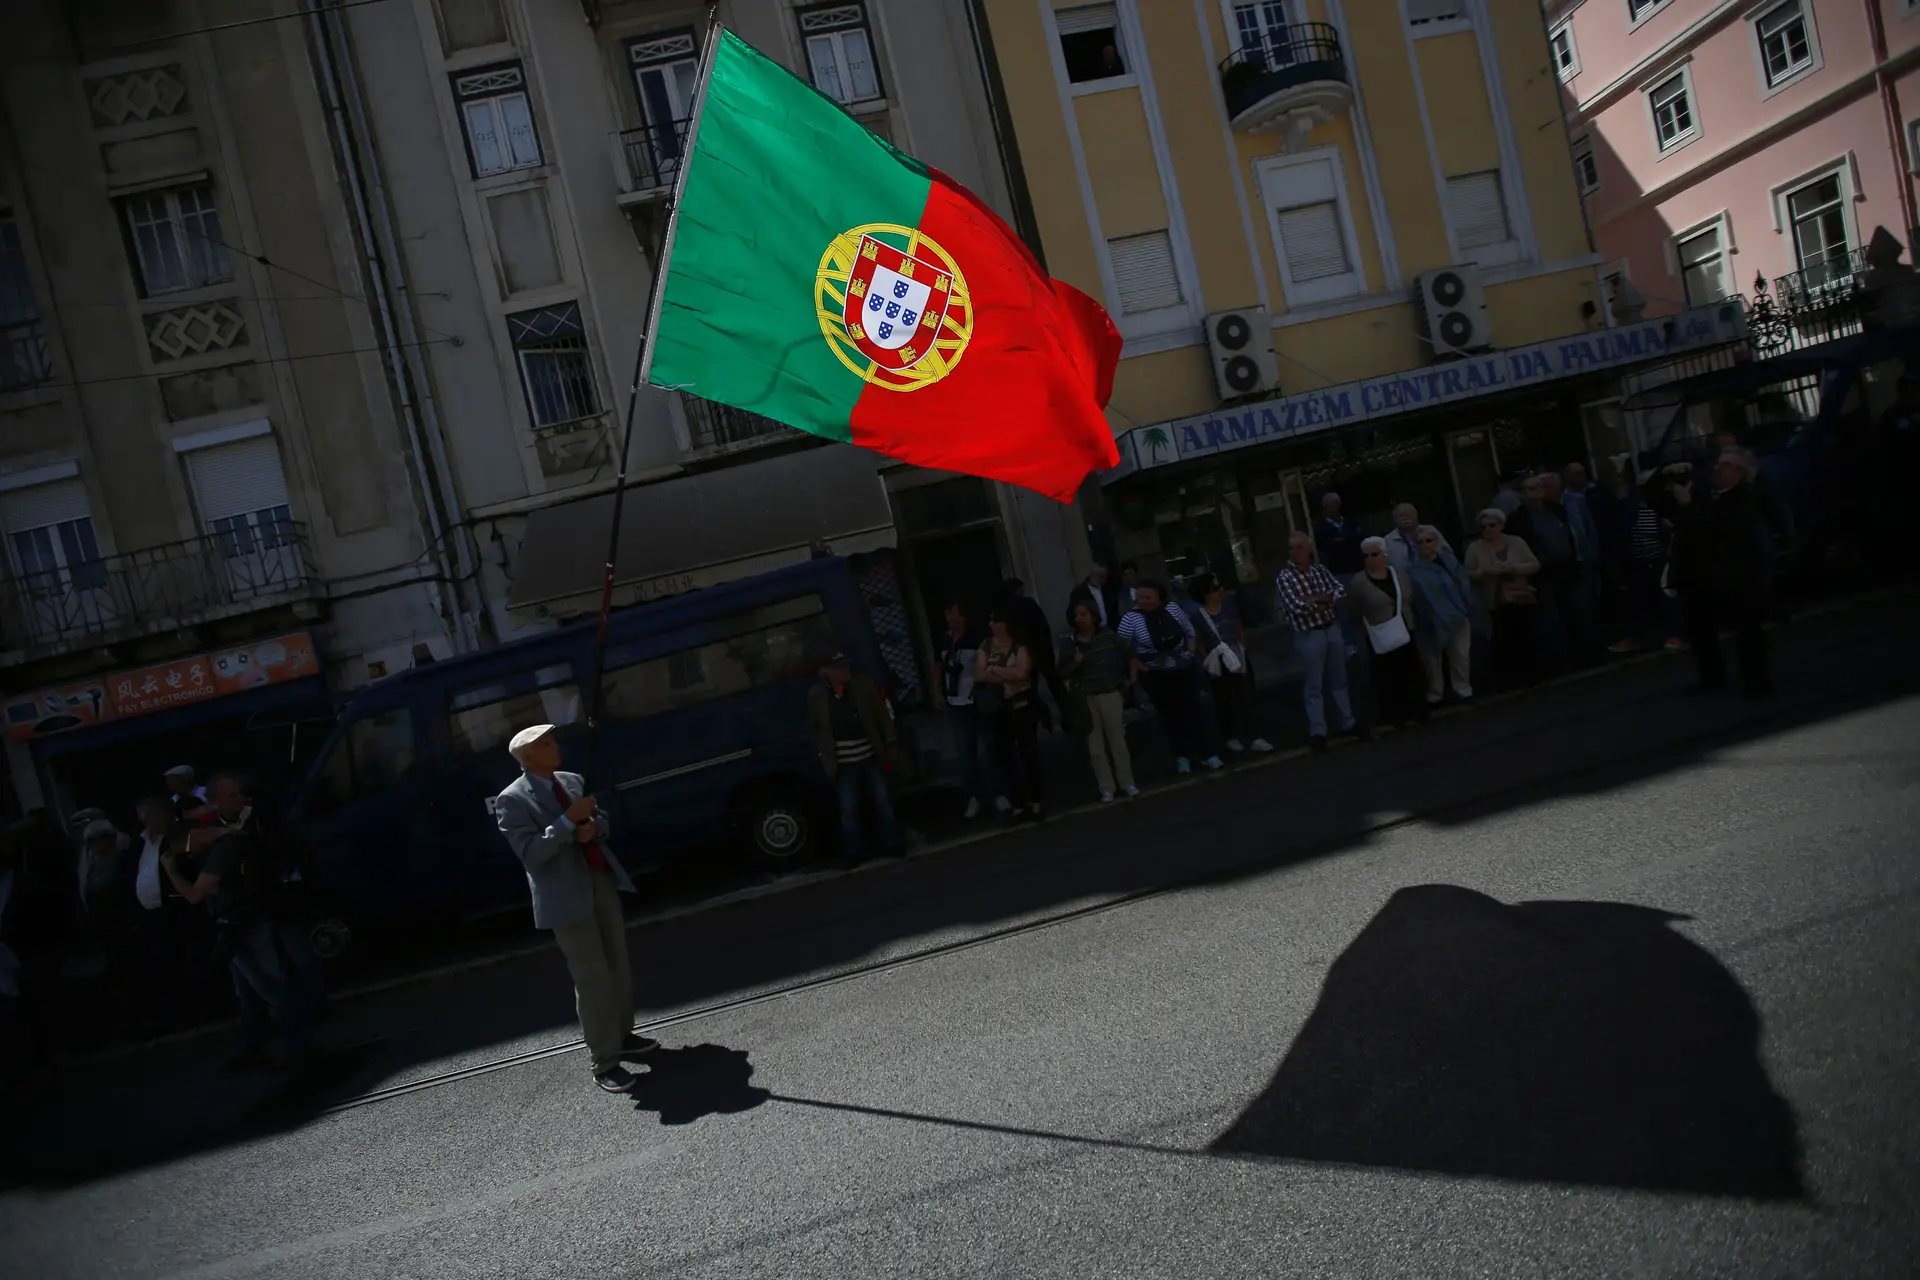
left=1445, top=428, right=1502, bottom=537
left=908, top=526, right=1005, bottom=638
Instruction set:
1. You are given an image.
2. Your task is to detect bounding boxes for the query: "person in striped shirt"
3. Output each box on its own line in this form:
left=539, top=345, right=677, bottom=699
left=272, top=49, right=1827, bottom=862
left=807, top=653, right=902, bottom=864
left=1610, top=474, right=1684, bottom=654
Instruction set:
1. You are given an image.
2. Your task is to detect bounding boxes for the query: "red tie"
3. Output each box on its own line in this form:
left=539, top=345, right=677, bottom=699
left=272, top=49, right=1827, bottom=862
left=553, top=779, right=608, bottom=871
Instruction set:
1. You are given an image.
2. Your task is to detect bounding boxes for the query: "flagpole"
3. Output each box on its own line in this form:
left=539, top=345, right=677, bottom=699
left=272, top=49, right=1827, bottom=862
left=577, top=15, right=724, bottom=790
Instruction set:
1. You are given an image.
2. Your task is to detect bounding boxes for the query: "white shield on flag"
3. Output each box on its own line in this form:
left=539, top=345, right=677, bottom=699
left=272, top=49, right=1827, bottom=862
left=859, top=265, right=934, bottom=352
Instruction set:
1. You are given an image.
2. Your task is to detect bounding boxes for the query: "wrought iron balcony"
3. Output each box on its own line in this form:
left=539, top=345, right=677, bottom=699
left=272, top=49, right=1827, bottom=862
left=610, top=118, right=692, bottom=203
left=1746, top=249, right=1870, bottom=356
left=679, top=393, right=793, bottom=454
left=1, top=320, right=52, bottom=393
left=1217, top=24, right=1351, bottom=140
left=0, top=523, right=322, bottom=658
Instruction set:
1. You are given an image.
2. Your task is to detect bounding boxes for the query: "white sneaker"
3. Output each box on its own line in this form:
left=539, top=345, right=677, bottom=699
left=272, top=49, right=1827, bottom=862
left=1123, top=785, right=1141, bottom=797
left=963, top=797, right=981, bottom=819
left=1099, top=791, right=1115, bottom=803
left=994, top=795, right=1013, bottom=814
left=1224, top=738, right=1245, bottom=753
left=1249, top=738, right=1273, bottom=752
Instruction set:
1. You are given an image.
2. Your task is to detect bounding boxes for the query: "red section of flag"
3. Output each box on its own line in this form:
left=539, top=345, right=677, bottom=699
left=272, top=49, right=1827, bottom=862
left=847, top=169, right=1122, bottom=504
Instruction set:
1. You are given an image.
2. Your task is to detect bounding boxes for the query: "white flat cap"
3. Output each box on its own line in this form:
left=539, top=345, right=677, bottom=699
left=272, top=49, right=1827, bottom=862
left=164, top=765, right=195, bottom=780
left=83, top=819, right=118, bottom=841
left=508, top=724, right=555, bottom=758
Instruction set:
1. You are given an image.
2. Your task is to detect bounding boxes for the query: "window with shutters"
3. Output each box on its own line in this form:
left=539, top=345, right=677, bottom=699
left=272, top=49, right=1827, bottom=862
left=1057, top=4, right=1129, bottom=84
left=508, top=301, right=602, bottom=427
left=184, top=435, right=296, bottom=563
left=1, top=480, right=106, bottom=598
left=1647, top=69, right=1698, bottom=152
left=1572, top=138, right=1600, bottom=195
left=1257, top=151, right=1364, bottom=306
left=451, top=62, right=543, bottom=178
left=119, top=183, right=232, bottom=297
left=798, top=4, right=884, bottom=107
left=1107, top=231, right=1184, bottom=314
left=1676, top=224, right=1728, bottom=305
left=1446, top=171, right=1512, bottom=256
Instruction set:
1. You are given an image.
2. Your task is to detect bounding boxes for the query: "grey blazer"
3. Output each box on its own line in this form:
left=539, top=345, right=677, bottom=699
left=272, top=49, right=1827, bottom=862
left=493, top=770, right=633, bottom=930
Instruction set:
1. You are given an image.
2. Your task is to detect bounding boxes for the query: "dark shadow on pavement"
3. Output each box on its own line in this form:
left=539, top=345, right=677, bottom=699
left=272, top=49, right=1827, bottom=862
left=630, top=1043, right=770, bottom=1125
left=7, top=1037, right=390, bottom=1189
left=1211, top=885, right=1805, bottom=1198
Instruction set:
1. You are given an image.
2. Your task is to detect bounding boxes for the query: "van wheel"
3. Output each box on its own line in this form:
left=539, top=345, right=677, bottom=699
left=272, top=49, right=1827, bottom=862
left=309, top=916, right=354, bottom=961
left=740, top=787, right=816, bottom=869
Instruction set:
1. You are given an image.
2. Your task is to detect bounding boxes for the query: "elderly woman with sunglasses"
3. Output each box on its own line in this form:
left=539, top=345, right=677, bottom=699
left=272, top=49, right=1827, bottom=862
left=1348, top=536, right=1427, bottom=728
left=1406, top=524, right=1475, bottom=704
left=1465, top=507, right=1541, bottom=690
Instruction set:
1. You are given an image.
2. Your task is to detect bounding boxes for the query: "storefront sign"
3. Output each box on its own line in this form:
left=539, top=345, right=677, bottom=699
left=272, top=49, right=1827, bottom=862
left=1116, top=305, right=1748, bottom=474
left=3, top=631, right=321, bottom=742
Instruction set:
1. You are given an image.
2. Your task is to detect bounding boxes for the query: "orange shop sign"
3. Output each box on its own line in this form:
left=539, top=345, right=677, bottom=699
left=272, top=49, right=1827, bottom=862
left=4, top=632, right=321, bottom=742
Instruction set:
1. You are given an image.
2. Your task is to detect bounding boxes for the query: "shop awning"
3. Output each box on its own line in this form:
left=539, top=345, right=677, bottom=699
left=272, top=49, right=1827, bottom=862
left=28, top=675, right=336, bottom=759
left=506, top=443, right=897, bottom=613
left=1622, top=327, right=1920, bottom=410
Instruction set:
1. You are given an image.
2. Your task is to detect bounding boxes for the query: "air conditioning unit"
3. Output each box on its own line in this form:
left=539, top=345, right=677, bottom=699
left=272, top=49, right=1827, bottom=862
left=1417, top=265, right=1492, bottom=359
left=1204, top=308, right=1279, bottom=400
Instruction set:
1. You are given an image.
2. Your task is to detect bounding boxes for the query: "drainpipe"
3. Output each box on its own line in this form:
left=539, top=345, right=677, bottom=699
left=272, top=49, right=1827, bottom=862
left=304, top=1, right=483, bottom=652
left=1863, top=0, right=1918, bottom=258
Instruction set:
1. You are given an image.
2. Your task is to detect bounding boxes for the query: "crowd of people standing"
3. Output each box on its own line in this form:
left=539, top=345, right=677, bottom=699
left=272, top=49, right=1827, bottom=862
left=915, top=442, right=1789, bottom=824
left=0, top=764, right=325, bottom=1081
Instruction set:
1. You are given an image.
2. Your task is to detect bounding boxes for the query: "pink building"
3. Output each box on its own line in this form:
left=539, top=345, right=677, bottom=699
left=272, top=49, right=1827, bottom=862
left=1549, top=0, right=1920, bottom=319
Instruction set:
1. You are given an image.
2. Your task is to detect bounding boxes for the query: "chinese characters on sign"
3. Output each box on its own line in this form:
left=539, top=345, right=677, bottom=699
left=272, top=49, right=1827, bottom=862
left=3, top=632, right=322, bottom=742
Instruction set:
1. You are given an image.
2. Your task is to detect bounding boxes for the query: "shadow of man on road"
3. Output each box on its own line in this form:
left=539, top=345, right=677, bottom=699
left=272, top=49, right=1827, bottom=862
left=1212, top=884, right=1804, bottom=1198
left=630, top=1043, right=770, bottom=1126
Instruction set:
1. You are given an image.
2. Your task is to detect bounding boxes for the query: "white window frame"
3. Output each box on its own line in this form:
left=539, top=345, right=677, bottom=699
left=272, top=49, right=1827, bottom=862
left=1627, top=0, right=1673, bottom=30
left=1221, top=0, right=1292, bottom=59
left=119, top=182, right=233, bottom=298
left=1646, top=63, right=1701, bottom=156
left=1668, top=213, right=1734, bottom=307
left=1550, top=21, right=1580, bottom=81
left=1571, top=135, right=1600, bottom=195
left=1747, top=0, right=1821, bottom=97
left=451, top=62, right=544, bottom=179
left=796, top=3, right=886, bottom=110
left=1444, top=169, right=1523, bottom=268
left=1255, top=149, right=1366, bottom=307
left=1056, top=3, right=1137, bottom=94
left=1600, top=258, right=1634, bottom=323
left=1770, top=159, right=1859, bottom=282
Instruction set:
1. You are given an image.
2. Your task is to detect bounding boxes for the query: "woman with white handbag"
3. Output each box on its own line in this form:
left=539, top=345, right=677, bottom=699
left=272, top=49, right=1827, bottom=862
left=1348, top=538, right=1427, bottom=729
left=1188, top=572, right=1273, bottom=754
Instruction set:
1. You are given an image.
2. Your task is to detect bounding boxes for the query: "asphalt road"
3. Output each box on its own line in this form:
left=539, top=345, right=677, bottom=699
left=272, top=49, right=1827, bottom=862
left=4, top=594, right=1917, bottom=1279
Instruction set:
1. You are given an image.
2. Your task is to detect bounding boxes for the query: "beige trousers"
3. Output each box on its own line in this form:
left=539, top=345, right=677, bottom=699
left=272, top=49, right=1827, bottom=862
left=552, top=868, right=634, bottom=1075
left=1421, top=622, right=1474, bottom=702
left=1083, top=689, right=1136, bottom=794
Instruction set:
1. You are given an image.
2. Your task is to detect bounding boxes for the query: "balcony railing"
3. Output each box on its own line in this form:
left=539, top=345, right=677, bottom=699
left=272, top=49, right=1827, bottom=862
left=680, top=393, right=792, bottom=453
left=612, top=118, right=692, bottom=200
left=1, top=320, right=52, bottom=393
left=1747, top=249, right=1870, bottom=356
left=0, top=523, right=321, bottom=656
left=1217, top=23, right=1348, bottom=132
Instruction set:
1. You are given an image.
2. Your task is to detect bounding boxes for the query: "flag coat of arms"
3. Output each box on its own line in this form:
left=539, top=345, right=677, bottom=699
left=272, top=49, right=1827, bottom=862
left=642, top=29, right=1122, bottom=503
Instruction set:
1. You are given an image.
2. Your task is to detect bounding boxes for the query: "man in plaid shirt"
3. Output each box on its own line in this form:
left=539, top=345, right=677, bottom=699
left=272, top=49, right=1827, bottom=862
left=1275, top=531, right=1361, bottom=751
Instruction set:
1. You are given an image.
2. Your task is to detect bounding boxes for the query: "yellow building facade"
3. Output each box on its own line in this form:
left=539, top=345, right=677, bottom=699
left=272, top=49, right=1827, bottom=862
left=978, top=0, right=1746, bottom=596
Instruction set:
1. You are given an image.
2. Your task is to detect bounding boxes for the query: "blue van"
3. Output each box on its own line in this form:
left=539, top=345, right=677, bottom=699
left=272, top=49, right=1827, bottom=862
left=286, top=557, right=885, bottom=952
left=1628, top=325, right=1920, bottom=580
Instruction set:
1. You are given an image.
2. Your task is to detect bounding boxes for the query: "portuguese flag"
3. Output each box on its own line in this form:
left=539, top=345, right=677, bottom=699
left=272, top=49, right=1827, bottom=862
left=642, top=30, right=1122, bottom=503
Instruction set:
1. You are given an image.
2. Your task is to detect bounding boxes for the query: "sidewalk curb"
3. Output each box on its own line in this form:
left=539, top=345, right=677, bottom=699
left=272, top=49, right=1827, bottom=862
left=63, top=584, right=1909, bottom=1069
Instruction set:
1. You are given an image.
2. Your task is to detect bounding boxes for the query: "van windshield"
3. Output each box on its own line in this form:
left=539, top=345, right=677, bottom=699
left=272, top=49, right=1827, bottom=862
left=304, top=707, right=419, bottom=816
